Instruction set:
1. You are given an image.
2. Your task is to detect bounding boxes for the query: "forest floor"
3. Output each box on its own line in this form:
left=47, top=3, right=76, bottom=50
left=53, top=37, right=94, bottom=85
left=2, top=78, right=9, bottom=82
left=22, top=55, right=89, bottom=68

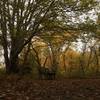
left=0, top=75, right=100, bottom=100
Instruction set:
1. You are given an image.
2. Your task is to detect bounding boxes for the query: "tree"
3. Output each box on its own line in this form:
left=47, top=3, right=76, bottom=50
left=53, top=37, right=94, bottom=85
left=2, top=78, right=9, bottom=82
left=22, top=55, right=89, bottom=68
left=0, top=0, right=98, bottom=73
left=0, top=0, right=59, bottom=73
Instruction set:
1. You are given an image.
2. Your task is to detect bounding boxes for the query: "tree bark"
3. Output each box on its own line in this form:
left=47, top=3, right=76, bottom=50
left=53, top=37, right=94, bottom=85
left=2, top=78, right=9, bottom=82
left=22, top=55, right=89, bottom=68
left=3, top=44, right=19, bottom=73
left=9, top=55, right=19, bottom=73
left=3, top=45, right=10, bottom=73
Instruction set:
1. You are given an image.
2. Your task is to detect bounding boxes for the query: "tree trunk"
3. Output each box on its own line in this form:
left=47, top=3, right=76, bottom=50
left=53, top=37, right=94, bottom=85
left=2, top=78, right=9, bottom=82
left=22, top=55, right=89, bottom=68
left=63, top=54, right=67, bottom=73
left=2, top=34, right=10, bottom=73
left=3, top=47, right=19, bottom=73
left=9, top=55, right=19, bottom=73
left=93, top=48, right=99, bottom=74
left=3, top=47, right=10, bottom=73
left=8, top=46, right=19, bottom=73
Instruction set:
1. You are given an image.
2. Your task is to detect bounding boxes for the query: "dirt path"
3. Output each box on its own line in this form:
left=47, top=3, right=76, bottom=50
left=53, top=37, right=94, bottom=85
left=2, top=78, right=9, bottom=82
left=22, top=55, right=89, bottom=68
left=0, top=76, right=100, bottom=100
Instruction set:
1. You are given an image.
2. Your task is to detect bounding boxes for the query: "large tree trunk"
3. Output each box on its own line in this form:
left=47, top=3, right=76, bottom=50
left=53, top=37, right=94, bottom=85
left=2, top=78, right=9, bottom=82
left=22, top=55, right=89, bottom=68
left=8, top=45, right=19, bottom=73
left=9, top=55, right=19, bottom=73
left=2, top=33, right=10, bottom=73
left=3, top=46, right=10, bottom=73
left=4, top=54, right=19, bottom=74
left=3, top=42, right=19, bottom=73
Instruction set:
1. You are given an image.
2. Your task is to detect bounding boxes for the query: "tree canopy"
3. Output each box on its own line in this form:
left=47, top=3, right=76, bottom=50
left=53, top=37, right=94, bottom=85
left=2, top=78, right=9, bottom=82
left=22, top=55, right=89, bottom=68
left=0, top=0, right=99, bottom=73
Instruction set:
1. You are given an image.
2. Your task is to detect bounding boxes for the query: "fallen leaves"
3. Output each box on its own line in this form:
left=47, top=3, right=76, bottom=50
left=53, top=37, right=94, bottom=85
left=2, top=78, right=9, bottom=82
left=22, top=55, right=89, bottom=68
left=0, top=75, right=100, bottom=100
